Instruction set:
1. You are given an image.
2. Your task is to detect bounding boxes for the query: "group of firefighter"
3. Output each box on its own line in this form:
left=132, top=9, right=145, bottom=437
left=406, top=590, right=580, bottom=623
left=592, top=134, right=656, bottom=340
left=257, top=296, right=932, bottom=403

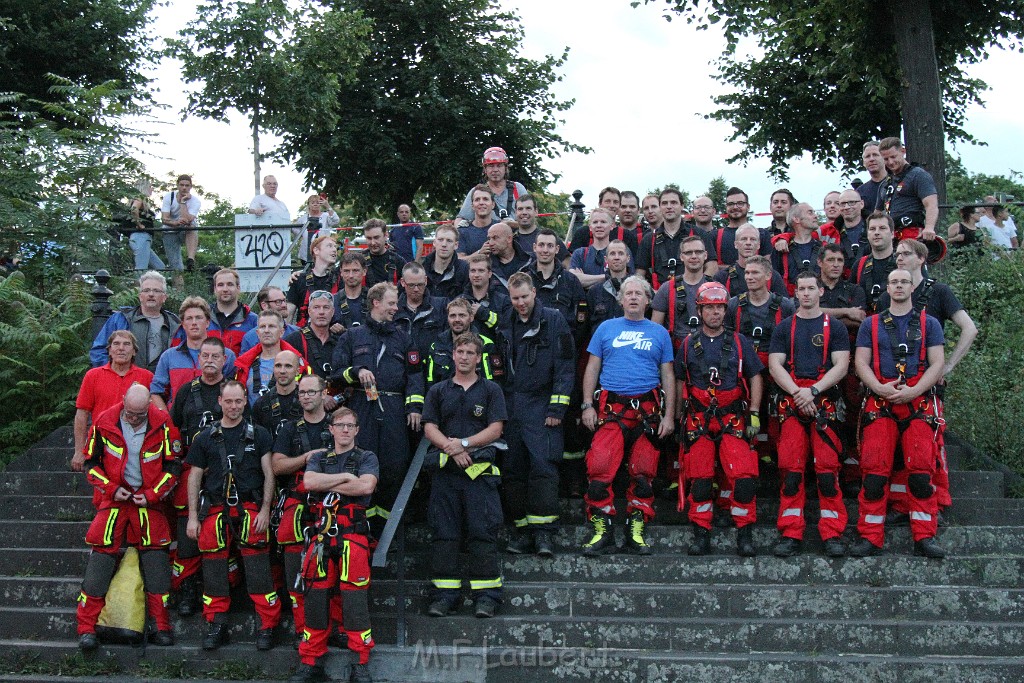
left=70, top=143, right=979, bottom=683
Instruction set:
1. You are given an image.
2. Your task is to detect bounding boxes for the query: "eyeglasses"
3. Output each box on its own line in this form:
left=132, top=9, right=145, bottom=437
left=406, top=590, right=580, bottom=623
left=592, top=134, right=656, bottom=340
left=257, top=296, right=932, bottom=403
left=725, top=201, right=748, bottom=208
left=140, top=288, right=165, bottom=295
left=309, top=290, right=333, bottom=301
left=123, top=409, right=148, bottom=419
left=331, top=422, right=358, bottom=431
left=839, top=201, right=861, bottom=207
left=265, top=298, right=287, bottom=305
left=297, top=389, right=321, bottom=397
left=889, top=279, right=912, bottom=285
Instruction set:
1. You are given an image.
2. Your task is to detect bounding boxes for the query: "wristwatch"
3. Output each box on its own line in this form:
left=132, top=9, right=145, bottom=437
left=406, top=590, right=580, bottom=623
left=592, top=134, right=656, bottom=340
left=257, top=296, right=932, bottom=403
left=581, top=402, right=594, bottom=411
left=810, top=386, right=820, bottom=397
left=461, top=438, right=471, bottom=449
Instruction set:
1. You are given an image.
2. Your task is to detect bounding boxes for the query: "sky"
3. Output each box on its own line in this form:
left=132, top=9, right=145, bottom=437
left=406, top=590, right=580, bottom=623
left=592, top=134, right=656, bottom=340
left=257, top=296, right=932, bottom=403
left=135, top=0, right=1024, bottom=222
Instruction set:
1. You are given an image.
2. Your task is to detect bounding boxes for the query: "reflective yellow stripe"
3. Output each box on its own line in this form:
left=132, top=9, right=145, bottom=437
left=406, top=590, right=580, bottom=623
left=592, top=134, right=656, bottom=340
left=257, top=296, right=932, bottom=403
left=465, top=462, right=490, bottom=480
left=88, top=468, right=110, bottom=485
left=138, top=508, right=151, bottom=545
left=343, top=367, right=356, bottom=383
left=485, top=311, right=497, bottom=328
left=432, top=578, right=462, bottom=589
left=340, top=540, right=350, bottom=582
left=513, top=517, right=528, bottom=528
left=359, top=628, right=372, bottom=644
left=152, top=472, right=172, bottom=495
left=469, top=577, right=502, bottom=590
left=202, top=595, right=214, bottom=606
left=438, top=452, right=449, bottom=468
left=163, top=425, right=171, bottom=457
left=376, top=507, right=390, bottom=520
left=102, top=439, right=124, bottom=457
left=406, top=394, right=424, bottom=405
left=526, top=515, right=558, bottom=525
left=291, top=503, right=305, bottom=543
left=172, top=561, right=184, bottom=577
left=550, top=394, right=570, bottom=405
left=102, top=508, right=119, bottom=546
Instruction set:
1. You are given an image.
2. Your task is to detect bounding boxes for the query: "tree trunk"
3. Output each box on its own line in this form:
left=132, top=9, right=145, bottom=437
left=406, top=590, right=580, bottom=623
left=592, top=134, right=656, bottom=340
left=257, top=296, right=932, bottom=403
left=252, top=103, right=261, bottom=197
left=887, top=0, right=947, bottom=205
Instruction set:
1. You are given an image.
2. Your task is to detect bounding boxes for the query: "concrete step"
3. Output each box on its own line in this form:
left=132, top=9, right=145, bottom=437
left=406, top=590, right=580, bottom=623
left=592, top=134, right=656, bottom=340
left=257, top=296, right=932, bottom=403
left=4, top=519, right=1024, bottom=558
left=10, top=574, right=1024, bottom=624
left=0, top=471, right=91, bottom=495
left=5, top=492, right=1023, bottom=526
left=7, top=604, right=1023, bottom=658
left=4, top=640, right=1024, bottom=683
left=8, top=542, right=1023, bottom=588
left=0, top=640, right=471, bottom=683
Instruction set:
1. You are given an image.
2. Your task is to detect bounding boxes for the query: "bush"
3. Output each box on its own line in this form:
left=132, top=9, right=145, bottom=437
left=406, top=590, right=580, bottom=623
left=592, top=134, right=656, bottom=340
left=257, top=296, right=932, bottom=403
left=0, top=271, right=91, bottom=465
left=941, top=248, right=1024, bottom=477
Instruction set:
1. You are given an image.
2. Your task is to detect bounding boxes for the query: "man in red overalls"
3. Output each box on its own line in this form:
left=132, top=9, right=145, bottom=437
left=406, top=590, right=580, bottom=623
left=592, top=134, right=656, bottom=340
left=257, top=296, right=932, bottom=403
left=767, top=272, right=850, bottom=558
left=676, top=282, right=764, bottom=557
left=77, top=384, right=180, bottom=651
left=851, top=268, right=946, bottom=558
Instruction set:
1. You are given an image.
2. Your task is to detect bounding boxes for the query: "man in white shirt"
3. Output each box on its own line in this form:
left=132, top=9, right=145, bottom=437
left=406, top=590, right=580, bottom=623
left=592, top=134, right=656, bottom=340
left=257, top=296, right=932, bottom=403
left=161, top=174, right=201, bottom=277
left=248, top=175, right=292, bottom=224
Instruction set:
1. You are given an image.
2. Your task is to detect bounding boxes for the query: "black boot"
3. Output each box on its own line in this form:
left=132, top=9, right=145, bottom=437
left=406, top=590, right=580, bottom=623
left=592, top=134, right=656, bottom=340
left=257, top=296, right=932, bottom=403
left=177, top=576, right=199, bottom=617
left=581, top=513, right=616, bottom=556
left=202, top=622, right=229, bottom=650
left=289, top=663, right=328, bottom=683
left=623, top=511, right=653, bottom=555
left=687, top=526, right=712, bottom=556
left=505, top=528, right=534, bottom=554
left=736, top=525, right=756, bottom=557
left=534, top=529, right=555, bottom=558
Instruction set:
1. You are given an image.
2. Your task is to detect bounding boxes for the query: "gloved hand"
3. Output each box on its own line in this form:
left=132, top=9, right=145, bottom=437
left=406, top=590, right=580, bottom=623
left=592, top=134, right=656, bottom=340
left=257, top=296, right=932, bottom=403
left=745, top=412, right=761, bottom=440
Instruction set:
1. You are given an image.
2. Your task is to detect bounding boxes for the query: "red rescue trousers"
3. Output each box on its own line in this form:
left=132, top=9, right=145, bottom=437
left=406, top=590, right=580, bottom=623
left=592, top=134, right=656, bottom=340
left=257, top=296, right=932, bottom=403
left=775, top=380, right=847, bottom=541
left=857, top=394, right=939, bottom=546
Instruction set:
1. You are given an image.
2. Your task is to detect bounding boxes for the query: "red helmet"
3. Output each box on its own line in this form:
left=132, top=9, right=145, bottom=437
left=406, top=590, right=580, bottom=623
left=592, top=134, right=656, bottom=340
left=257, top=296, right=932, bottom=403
left=695, top=281, right=729, bottom=306
left=482, top=146, right=509, bottom=165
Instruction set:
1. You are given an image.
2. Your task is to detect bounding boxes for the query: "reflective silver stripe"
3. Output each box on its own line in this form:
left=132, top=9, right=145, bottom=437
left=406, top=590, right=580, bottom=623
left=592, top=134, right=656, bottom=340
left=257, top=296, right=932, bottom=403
left=730, top=506, right=749, bottom=516
left=864, top=514, right=885, bottom=524
left=719, top=490, right=732, bottom=499
left=781, top=508, right=802, bottom=518
left=843, top=457, right=858, bottom=465
left=820, top=510, right=840, bottom=519
left=910, top=511, right=933, bottom=521
left=695, top=503, right=713, bottom=513
left=889, top=484, right=908, bottom=493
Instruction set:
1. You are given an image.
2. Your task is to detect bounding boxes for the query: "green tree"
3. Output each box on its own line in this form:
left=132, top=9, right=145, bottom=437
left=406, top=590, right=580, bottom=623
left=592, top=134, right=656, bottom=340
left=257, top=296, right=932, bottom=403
left=637, top=0, right=1024, bottom=202
left=704, top=176, right=728, bottom=211
left=275, top=0, right=588, bottom=214
left=0, top=271, right=91, bottom=464
left=166, top=0, right=371, bottom=194
left=0, top=0, right=156, bottom=118
left=0, top=82, right=149, bottom=294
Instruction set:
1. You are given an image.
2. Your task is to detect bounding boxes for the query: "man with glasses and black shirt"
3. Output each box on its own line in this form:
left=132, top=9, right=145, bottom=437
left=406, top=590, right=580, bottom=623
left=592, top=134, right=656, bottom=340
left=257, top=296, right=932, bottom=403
left=292, top=407, right=378, bottom=683
left=271, top=374, right=334, bottom=650
left=711, top=188, right=771, bottom=268
left=651, top=236, right=712, bottom=349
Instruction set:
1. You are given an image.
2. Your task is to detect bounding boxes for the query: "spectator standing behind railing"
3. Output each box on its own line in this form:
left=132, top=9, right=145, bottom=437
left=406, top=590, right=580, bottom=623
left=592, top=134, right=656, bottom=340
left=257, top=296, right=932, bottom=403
left=125, top=179, right=162, bottom=272
left=248, top=175, right=292, bottom=223
left=294, top=194, right=340, bottom=265
left=160, top=174, right=201, bottom=285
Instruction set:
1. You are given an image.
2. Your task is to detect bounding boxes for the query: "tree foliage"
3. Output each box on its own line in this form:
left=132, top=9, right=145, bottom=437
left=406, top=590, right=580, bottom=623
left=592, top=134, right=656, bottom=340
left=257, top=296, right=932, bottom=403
left=166, top=0, right=372, bottom=194
left=275, top=0, right=589, bottom=214
left=0, top=81, right=149, bottom=295
left=0, top=271, right=91, bottom=463
left=0, top=0, right=156, bottom=118
left=636, top=0, right=1024, bottom=196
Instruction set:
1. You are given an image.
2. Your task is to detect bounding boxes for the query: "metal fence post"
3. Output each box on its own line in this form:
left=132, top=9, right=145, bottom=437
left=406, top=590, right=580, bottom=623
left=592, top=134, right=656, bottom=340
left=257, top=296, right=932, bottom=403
left=567, top=190, right=585, bottom=246
left=90, top=269, right=113, bottom=340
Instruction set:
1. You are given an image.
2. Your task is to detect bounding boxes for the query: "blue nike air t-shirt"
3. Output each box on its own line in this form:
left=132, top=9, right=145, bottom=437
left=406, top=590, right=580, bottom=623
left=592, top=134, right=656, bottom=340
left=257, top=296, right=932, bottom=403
left=588, top=317, right=674, bottom=394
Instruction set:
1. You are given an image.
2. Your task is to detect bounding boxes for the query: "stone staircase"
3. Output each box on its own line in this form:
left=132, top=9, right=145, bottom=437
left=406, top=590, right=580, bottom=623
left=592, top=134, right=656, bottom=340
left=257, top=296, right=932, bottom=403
left=2, top=426, right=1024, bottom=682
